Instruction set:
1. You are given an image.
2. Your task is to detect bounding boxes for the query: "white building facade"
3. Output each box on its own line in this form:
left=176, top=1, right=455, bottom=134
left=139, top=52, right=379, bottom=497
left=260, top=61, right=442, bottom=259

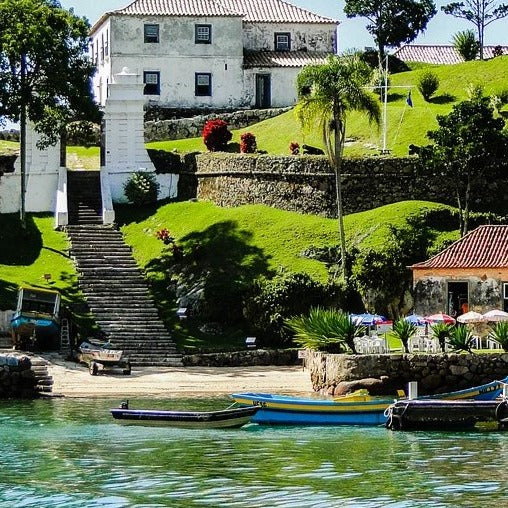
left=90, top=0, right=338, bottom=109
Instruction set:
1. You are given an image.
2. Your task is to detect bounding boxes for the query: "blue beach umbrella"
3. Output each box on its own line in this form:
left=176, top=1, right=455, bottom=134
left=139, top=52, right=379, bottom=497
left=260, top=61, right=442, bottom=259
left=350, top=313, right=387, bottom=326
left=404, top=314, right=427, bottom=326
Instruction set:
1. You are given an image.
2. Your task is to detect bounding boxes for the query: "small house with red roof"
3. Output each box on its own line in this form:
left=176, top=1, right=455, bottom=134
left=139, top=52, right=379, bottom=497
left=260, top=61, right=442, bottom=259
left=411, top=225, right=508, bottom=316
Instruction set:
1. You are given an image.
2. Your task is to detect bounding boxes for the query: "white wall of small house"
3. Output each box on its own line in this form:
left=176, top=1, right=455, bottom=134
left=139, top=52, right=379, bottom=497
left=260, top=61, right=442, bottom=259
left=242, top=22, right=336, bottom=52
left=91, top=18, right=112, bottom=107
left=244, top=67, right=301, bottom=107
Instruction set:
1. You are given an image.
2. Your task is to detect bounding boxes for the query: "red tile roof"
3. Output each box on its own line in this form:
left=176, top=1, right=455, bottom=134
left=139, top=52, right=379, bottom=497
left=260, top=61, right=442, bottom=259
left=393, top=44, right=508, bottom=65
left=244, top=50, right=332, bottom=68
left=412, top=225, right=508, bottom=269
left=98, top=0, right=336, bottom=23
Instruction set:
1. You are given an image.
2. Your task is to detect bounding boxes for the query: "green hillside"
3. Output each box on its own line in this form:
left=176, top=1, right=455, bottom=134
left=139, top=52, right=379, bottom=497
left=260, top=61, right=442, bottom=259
left=148, top=56, right=508, bottom=157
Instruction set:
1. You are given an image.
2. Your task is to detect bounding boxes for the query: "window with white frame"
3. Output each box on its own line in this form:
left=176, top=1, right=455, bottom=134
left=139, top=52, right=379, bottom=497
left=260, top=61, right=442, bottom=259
left=195, top=73, right=212, bottom=96
left=144, top=24, right=159, bottom=43
left=195, top=24, right=212, bottom=44
left=143, top=71, right=160, bottom=95
left=105, top=29, right=109, bottom=56
left=274, top=32, right=290, bottom=51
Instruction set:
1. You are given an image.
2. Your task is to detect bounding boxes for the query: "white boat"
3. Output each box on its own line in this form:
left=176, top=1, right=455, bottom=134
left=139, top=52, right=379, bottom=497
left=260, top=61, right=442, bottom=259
left=78, top=341, right=129, bottom=375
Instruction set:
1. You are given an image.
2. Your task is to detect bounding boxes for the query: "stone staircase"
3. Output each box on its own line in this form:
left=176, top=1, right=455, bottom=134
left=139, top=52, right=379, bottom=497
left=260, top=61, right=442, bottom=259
left=67, top=170, right=102, bottom=225
left=66, top=224, right=182, bottom=366
left=30, top=356, right=54, bottom=394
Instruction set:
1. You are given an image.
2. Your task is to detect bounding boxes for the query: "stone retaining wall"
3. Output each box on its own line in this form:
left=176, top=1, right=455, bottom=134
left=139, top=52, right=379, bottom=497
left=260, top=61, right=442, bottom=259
left=183, top=348, right=299, bottom=367
left=307, top=351, right=508, bottom=396
left=196, top=153, right=508, bottom=216
left=145, top=108, right=291, bottom=142
left=0, top=353, right=39, bottom=398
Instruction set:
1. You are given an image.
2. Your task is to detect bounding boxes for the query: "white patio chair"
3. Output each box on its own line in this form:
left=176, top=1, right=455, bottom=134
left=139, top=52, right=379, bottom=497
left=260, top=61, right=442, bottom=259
left=486, top=337, right=502, bottom=350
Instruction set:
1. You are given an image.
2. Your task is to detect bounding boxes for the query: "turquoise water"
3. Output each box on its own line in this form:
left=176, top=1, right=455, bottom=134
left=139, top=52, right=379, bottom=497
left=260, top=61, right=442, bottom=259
left=0, top=397, right=507, bottom=507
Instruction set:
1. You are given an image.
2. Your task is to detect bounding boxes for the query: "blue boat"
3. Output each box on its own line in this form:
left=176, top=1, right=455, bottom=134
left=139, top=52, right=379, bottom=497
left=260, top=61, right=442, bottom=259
left=10, top=287, right=61, bottom=348
left=231, top=378, right=508, bottom=426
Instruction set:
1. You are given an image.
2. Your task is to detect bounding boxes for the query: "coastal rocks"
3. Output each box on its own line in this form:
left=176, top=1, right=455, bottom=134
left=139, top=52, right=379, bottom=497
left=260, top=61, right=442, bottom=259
left=307, top=350, right=508, bottom=396
left=0, top=353, right=39, bottom=398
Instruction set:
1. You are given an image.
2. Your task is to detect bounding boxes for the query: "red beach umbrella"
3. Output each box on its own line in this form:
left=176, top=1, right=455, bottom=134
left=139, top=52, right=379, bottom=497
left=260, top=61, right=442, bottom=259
left=425, top=312, right=456, bottom=324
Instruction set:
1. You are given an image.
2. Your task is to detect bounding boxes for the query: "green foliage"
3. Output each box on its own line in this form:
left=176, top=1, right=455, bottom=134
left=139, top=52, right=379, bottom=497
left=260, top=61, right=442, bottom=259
left=344, top=0, right=437, bottom=59
left=243, top=271, right=344, bottom=347
left=443, top=2, right=508, bottom=59
left=489, top=321, right=508, bottom=351
left=452, top=30, right=480, bottom=61
left=66, top=121, right=100, bottom=147
left=390, top=319, right=417, bottom=353
left=447, top=324, right=474, bottom=353
left=123, top=172, right=160, bottom=206
left=0, top=0, right=98, bottom=139
left=430, top=322, right=453, bottom=352
left=414, top=96, right=508, bottom=235
left=417, top=70, right=440, bottom=101
left=296, top=52, right=380, bottom=276
left=286, top=308, right=365, bottom=353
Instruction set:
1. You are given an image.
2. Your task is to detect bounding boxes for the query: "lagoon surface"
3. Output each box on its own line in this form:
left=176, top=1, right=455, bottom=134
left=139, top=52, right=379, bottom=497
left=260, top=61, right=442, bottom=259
left=1, top=397, right=507, bottom=508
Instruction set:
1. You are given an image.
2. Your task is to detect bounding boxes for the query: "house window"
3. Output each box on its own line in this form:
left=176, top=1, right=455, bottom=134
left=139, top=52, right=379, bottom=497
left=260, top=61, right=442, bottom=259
left=195, top=73, right=212, bottom=96
left=195, top=24, right=212, bottom=44
left=275, top=32, right=291, bottom=51
left=144, top=24, right=159, bottom=43
left=105, top=29, right=109, bottom=56
left=100, top=33, right=104, bottom=61
left=143, top=71, right=160, bottom=95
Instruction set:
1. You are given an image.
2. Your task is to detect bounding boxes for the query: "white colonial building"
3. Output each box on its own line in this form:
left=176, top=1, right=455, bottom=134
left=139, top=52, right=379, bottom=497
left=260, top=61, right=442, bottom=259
left=90, top=0, right=338, bottom=109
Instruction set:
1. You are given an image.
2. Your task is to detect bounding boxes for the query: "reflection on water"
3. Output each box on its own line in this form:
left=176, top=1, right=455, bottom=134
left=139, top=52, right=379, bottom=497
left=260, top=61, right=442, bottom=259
left=0, top=397, right=507, bottom=507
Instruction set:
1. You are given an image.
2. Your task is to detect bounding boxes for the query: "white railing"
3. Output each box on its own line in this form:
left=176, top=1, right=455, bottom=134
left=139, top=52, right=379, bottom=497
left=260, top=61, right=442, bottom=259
left=54, top=167, right=68, bottom=228
left=100, top=167, right=115, bottom=224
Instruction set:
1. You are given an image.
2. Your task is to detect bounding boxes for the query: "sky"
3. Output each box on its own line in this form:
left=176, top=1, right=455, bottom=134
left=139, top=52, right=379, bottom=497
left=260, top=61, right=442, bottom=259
left=60, top=0, right=508, bottom=50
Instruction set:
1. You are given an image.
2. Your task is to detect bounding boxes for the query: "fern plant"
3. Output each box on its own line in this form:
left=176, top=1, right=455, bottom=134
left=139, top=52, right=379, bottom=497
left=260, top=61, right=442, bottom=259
left=452, top=30, right=480, bottom=61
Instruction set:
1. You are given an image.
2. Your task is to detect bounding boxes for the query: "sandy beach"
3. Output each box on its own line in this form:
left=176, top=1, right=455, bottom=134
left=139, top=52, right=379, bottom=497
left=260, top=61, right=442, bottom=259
left=45, top=355, right=313, bottom=398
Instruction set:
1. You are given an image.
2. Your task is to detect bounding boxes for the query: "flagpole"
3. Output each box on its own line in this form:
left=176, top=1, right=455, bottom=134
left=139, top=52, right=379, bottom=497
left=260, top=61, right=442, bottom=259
left=382, top=55, right=389, bottom=154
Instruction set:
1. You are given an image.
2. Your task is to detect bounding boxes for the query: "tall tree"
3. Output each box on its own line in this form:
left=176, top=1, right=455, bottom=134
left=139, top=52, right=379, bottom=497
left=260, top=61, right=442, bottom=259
left=295, top=54, right=381, bottom=278
left=413, top=96, right=508, bottom=236
left=0, top=0, right=98, bottom=226
left=442, top=1, right=508, bottom=60
left=344, top=0, right=437, bottom=71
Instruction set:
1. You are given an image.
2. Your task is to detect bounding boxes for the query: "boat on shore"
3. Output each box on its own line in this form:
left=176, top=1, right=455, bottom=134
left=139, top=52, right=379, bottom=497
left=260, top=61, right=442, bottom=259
left=231, top=378, right=508, bottom=426
left=10, top=287, right=61, bottom=348
left=78, top=341, right=130, bottom=375
left=110, top=402, right=260, bottom=428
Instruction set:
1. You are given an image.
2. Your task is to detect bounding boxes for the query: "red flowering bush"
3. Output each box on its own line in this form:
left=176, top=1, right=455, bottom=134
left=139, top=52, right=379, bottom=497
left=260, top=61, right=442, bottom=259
left=240, top=132, right=257, bottom=153
left=202, top=119, right=232, bottom=152
left=289, top=141, right=300, bottom=155
left=156, top=228, right=174, bottom=245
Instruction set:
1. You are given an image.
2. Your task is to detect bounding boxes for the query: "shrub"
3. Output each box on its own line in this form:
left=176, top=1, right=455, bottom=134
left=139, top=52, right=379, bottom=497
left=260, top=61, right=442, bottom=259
left=430, top=323, right=453, bottom=352
left=447, top=324, right=474, bottom=353
left=493, top=45, right=504, bottom=58
left=240, top=132, right=257, bottom=153
left=417, top=71, right=439, bottom=102
left=202, top=119, right=232, bottom=152
left=123, top=171, right=160, bottom=206
left=286, top=308, right=365, bottom=354
left=390, top=319, right=417, bottom=353
left=371, top=68, right=391, bottom=101
left=289, top=141, right=300, bottom=155
left=489, top=321, right=508, bottom=351
left=66, top=121, right=100, bottom=147
left=452, top=30, right=479, bottom=61
left=243, top=271, right=344, bottom=347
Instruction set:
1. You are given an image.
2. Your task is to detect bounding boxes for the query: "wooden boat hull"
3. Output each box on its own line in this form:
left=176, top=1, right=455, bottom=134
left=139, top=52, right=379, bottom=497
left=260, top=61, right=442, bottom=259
left=231, top=393, right=392, bottom=426
left=110, top=406, right=260, bottom=428
left=232, top=377, right=508, bottom=426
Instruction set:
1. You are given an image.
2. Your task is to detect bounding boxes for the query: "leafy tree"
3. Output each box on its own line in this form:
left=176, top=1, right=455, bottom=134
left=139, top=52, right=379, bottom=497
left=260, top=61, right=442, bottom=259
left=0, top=0, right=98, bottom=226
left=412, top=97, right=508, bottom=236
left=296, top=53, right=380, bottom=278
left=452, top=30, right=480, bottom=61
left=344, top=0, right=436, bottom=70
left=442, top=0, right=508, bottom=60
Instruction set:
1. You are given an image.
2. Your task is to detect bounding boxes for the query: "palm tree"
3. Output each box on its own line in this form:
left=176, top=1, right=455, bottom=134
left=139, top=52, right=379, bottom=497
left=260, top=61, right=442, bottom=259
left=295, top=53, right=381, bottom=278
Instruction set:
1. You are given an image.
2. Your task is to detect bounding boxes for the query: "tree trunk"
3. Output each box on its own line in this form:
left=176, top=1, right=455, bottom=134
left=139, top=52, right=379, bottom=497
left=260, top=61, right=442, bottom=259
left=19, top=53, right=27, bottom=228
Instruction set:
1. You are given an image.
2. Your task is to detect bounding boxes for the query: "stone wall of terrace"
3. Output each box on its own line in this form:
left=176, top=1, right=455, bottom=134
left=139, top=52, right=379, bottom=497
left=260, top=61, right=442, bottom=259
left=307, top=350, right=508, bottom=396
